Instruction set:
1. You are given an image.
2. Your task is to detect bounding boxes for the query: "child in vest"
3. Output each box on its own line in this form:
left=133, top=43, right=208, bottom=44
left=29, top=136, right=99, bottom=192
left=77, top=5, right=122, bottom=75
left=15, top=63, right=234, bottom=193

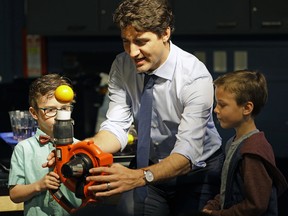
left=203, top=70, right=288, bottom=215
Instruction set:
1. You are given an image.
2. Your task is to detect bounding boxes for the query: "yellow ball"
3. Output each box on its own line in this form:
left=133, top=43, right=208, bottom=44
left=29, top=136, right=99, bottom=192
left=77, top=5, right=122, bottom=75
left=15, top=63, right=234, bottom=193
left=55, top=85, right=74, bottom=103
left=127, top=134, right=135, bottom=144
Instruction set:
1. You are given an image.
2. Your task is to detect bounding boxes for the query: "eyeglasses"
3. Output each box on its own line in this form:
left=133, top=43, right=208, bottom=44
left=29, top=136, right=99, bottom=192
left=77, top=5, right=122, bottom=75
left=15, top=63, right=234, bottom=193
left=38, top=105, right=73, bottom=117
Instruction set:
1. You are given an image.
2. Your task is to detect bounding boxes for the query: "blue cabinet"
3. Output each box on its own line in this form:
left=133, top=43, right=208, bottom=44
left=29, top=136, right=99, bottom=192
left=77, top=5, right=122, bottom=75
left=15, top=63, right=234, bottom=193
left=172, top=0, right=288, bottom=35
left=26, top=0, right=121, bottom=36
left=172, top=0, right=250, bottom=35
left=251, top=0, right=288, bottom=34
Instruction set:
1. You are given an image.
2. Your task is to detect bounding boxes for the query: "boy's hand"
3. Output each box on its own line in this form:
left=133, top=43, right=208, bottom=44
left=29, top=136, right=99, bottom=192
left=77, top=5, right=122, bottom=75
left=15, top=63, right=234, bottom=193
left=202, top=209, right=212, bottom=214
left=42, top=150, right=56, bottom=168
left=38, top=171, right=60, bottom=191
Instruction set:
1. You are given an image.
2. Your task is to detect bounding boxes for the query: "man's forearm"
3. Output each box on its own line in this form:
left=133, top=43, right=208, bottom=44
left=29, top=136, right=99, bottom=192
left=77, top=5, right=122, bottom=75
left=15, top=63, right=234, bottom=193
left=90, top=130, right=122, bottom=154
left=145, top=153, right=191, bottom=182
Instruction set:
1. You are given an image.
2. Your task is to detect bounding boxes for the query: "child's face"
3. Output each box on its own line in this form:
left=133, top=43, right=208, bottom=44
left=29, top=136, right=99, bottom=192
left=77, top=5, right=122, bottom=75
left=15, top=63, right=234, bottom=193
left=30, top=95, right=72, bottom=137
left=214, top=86, right=245, bottom=129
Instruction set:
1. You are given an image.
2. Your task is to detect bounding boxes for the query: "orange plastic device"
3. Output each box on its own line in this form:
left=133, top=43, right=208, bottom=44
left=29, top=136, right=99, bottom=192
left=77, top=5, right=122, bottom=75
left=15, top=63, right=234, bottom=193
left=50, top=140, right=113, bottom=214
left=50, top=84, right=113, bottom=214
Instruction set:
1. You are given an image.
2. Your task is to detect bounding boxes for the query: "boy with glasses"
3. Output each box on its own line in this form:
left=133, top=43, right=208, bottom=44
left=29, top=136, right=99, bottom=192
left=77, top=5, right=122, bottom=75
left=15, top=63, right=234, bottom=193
left=8, top=74, right=81, bottom=216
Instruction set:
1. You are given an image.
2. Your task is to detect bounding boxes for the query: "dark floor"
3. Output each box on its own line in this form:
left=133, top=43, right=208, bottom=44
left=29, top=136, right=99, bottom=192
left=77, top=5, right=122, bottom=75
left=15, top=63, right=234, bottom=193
left=0, top=211, right=23, bottom=216
left=276, top=158, right=288, bottom=216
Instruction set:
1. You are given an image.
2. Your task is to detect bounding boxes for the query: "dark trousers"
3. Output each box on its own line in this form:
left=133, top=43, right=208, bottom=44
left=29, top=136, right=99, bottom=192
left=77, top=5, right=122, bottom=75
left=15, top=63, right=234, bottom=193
left=118, top=149, right=224, bottom=216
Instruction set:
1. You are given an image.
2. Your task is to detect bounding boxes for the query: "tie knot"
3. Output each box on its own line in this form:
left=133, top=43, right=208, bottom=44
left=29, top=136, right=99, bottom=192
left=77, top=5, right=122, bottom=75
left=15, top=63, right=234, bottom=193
left=144, top=74, right=157, bottom=89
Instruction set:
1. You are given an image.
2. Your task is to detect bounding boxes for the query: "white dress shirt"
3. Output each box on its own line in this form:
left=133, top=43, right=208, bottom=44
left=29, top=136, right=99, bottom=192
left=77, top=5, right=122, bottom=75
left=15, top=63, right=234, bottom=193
left=100, top=41, right=222, bottom=167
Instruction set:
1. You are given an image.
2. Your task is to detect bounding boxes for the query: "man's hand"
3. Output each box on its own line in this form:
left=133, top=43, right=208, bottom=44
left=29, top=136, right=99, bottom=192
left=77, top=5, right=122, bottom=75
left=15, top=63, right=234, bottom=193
left=86, top=163, right=145, bottom=197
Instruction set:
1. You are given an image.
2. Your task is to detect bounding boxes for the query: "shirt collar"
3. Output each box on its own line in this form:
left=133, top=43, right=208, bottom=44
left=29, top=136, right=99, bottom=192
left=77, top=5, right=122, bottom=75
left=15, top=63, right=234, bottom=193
left=153, top=41, right=176, bottom=81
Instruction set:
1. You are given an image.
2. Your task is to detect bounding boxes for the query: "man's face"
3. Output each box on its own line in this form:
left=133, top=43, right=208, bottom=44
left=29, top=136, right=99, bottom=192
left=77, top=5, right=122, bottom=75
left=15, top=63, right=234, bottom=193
left=121, top=25, right=170, bottom=73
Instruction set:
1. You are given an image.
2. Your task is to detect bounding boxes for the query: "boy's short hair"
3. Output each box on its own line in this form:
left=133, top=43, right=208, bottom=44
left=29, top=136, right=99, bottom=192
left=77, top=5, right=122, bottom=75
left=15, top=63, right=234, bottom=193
left=214, top=70, right=268, bottom=117
left=29, top=73, right=75, bottom=109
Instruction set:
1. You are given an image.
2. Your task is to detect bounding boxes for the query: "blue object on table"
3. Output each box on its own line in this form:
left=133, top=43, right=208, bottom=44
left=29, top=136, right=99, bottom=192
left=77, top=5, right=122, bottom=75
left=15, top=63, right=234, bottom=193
left=0, top=132, right=18, bottom=146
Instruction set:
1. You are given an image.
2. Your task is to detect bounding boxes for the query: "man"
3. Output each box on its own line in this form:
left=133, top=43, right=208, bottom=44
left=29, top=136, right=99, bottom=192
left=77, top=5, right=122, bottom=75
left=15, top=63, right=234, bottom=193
left=46, top=0, right=223, bottom=215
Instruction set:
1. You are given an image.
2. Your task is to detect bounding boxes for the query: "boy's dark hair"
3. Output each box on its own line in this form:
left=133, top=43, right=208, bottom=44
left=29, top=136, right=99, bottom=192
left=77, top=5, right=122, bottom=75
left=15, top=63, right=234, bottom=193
left=113, top=0, right=174, bottom=39
left=29, top=73, right=75, bottom=109
left=213, top=70, right=268, bottom=117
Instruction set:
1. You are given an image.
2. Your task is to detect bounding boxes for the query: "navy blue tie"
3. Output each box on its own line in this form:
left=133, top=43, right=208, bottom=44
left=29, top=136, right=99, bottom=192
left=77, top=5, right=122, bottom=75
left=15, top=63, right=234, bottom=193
left=137, top=74, right=156, bottom=168
left=136, top=74, right=156, bottom=201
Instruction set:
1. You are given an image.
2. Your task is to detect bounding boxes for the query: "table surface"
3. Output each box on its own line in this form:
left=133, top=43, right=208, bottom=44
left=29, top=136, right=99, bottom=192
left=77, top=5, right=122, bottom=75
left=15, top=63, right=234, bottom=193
left=0, top=196, right=23, bottom=212
left=0, top=132, right=18, bottom=146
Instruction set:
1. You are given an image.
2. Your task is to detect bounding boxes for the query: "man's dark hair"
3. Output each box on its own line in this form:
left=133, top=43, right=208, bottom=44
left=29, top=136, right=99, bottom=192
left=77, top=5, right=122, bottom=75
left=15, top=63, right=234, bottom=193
left=113, top=0, right=175, bottom=39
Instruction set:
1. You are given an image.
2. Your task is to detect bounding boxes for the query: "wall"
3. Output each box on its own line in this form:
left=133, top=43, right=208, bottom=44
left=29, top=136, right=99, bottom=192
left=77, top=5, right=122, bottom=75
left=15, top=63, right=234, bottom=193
left=173, top=36, right=288, bottom=158
left=0, top=0, right=25, bottom=83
